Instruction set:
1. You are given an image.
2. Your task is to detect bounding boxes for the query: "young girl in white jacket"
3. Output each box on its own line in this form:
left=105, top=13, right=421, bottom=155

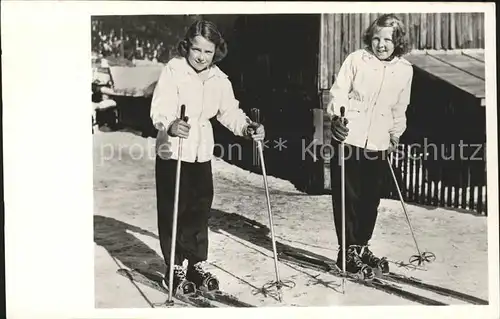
left=151, top=20, right=265, bottom=294
left=327, top=14, right=414, bottom=278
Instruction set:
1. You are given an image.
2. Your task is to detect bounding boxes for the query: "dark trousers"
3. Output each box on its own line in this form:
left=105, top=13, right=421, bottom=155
left=330, top=142, right=387, bottom=248
left=155, top=156, right=214, bottom=267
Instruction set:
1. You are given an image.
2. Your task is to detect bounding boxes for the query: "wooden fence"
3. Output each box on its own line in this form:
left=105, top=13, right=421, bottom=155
left=383, top=142, right=487, bottom=215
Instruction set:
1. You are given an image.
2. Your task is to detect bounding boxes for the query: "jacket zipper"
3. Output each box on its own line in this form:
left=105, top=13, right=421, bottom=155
left=197, top=79, right=206, bottom=161
left=364, top=65, right=387, bottom=149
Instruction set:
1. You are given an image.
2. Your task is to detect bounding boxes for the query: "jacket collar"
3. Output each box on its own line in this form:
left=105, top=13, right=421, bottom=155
left=361, top=48, right=403, bottom=66
left=177, top=56, right=228, bottom=80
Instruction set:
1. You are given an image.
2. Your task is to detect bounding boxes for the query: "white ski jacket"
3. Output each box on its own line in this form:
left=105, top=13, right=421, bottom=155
left=327, top=49, right=414, bottom=151
left=151, top=57, right=250, bottom=163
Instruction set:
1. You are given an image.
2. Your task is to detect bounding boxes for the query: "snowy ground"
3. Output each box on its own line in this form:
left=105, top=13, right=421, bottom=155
left=93, top=130, right=489, bottom=308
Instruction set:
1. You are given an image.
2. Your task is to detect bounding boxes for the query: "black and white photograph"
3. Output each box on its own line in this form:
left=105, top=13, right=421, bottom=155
left=3, top=1, right=499, bottom=318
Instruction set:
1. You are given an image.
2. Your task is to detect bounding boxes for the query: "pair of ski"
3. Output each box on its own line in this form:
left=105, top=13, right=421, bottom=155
left=164, top=105, right=252, bottom=307
left=117, top=268, right=255, bottom=308
left=278, top=249, right=488, bottom=306
left=163, top=106, right=289, bottom=305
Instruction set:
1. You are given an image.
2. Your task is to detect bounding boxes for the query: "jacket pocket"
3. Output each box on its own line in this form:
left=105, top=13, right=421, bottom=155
left=344, top=98, right=368, bottom=144
left=347, top=98, right=365, bottom=116
left=375, top=109, right=394, bottom=133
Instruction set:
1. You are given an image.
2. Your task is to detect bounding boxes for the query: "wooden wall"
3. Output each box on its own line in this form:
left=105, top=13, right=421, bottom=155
left=319, top=12, right=485, bottom=90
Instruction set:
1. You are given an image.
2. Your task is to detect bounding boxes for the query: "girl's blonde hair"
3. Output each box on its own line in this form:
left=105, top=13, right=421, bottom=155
left=363, top=14, right=410, bottom=57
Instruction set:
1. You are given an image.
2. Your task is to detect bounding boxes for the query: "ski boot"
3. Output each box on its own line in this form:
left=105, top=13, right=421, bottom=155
left=162, top=265, right=197, bottom=296
left=187, top=261, right=220, bottom=292
left=336, top=245, right=374, bottom=280
left=359, top=245, right=390, bottom=276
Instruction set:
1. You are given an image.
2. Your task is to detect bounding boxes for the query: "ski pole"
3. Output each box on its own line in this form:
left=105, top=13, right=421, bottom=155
left=250, top=108, right=295, bottom=302
left=386, top=154, right=436, bottom=266
left=166, top=104, right=187, bottom=306
left=339, top=106, right=347, bottom=293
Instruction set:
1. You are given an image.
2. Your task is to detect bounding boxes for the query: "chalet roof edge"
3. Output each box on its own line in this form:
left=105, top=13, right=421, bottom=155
left=408, top=48, right=485, bottom=56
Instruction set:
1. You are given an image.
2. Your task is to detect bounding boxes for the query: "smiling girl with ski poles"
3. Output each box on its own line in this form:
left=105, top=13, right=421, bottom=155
left=151, top=20, right=265, bottom=298
left=327, top=14, right=414, bottom=279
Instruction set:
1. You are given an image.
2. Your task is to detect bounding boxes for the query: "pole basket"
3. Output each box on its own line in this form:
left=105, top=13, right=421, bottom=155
left=409, top=251, right=436, bottom=266
left=260, top=279, right=296, bottom=302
